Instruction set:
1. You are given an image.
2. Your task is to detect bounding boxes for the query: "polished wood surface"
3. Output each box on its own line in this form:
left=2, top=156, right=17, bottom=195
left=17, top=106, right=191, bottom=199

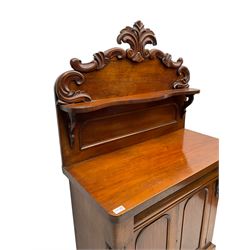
left=60, top=88, right=199, bottom=114
left=57, top=96, right=187, bottom=165
left=133, top=180, right=218, bottom=250
left=55, top=21, right=197, bottom=165
left=54, top=20, right=218, bottom=250
left=79, top=102, right=178, bottom=150
left=65, top=129, right=218, bottom=217
left=55, top=21, right=190, bottom=105
left=69, top=168, right=218, bottom=249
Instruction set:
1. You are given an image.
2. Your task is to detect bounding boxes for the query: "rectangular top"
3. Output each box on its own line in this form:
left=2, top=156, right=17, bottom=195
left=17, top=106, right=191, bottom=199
left=65, top=129, right=218, bottom=218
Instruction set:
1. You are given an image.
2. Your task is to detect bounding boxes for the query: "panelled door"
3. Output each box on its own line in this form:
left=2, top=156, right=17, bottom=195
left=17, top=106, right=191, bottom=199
left=132, top=180, right=218, bottom=250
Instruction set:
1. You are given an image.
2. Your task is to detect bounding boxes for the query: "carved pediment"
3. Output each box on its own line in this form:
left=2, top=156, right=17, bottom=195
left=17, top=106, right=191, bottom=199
left=55, top=21, right=190, bottom=104
left=117, top=20, right=157, bottom=62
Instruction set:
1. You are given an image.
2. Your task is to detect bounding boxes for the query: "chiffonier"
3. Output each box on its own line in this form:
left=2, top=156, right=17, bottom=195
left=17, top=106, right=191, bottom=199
left=54, top=21, right=219, bottom=250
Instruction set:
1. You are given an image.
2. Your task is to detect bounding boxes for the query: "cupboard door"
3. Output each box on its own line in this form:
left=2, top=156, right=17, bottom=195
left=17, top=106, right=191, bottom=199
left=132, top=179, right=218, bottom=250
left=178, top=181, right=218, bottom=250
left=179, top=187, right=209, bottom=249
left=135, top=214, right=170, bottom=250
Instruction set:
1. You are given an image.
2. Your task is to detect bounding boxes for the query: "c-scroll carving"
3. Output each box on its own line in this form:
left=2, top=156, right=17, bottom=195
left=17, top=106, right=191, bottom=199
left=117, top=20, right=157, bottom=62
left=70, top=52, right=107, bottom=73
left=70, top=49, right=126, bottom=73
left=116, top=21, right=190, bottom=90
left=149, top=49, right=183, bottom=69
left=173, top=66, right=190, bottom=89
left=55, top=71, right=92, bottom=104
left=150, top=49, right=190, bottom=89
left=55, top=48, right=126, bottom=104
left=55, top=20, right=191, bottom=105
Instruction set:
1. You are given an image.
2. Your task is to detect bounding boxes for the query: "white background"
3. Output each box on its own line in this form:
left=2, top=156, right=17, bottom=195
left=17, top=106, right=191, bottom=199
left=0, top=0, right=249, bottom=249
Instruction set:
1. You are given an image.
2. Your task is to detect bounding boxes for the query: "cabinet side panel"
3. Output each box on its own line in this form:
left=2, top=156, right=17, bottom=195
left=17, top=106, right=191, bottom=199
left=70, top=182, right=113, bottom=249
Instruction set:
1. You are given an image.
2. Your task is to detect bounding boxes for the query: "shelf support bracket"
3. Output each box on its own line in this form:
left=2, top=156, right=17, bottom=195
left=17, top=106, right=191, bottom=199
left=181, top=95, right=194, bottom=117
left=68, top=113, right=76, bottom=148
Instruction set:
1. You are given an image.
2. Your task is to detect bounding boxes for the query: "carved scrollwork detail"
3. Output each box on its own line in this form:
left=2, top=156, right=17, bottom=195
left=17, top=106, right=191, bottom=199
left=56, top=48, right=127, bottom=104
left=104, top=48, right=126, bottom=60
left=93, top=52, right=109, bottom=70
left=117, top=20, right=157, bottom=62
left=162, top=53, right=183, bottom=68
left=150, top=49, right=190, bottom=89
left=70, top=52, right=107, bottom=73
left=173, top=66, right=190, bottom=89
left=150, top=49, right=183, bottom=68
left=55, top=20, right=191, bottom=105
left=55, top=71, right=92, bottom=104
left=70, top=48, right=126, bottom=73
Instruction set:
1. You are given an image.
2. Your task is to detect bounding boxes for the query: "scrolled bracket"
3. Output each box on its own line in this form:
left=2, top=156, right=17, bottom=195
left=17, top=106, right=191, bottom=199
left=181, top=94, right=194, bottom=117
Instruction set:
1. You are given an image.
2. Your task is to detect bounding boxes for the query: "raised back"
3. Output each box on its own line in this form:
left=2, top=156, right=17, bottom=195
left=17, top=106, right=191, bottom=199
left=55, top=21, right=190, bottom=104
left=55, top=21, right=199, bottom=166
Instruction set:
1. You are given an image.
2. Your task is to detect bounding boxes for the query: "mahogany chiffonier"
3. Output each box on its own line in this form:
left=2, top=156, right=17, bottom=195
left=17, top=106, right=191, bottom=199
left=54, top=21, right=219, bottom=250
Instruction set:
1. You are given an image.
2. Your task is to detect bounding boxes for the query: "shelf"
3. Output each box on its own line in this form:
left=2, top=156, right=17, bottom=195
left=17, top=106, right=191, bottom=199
left=60, top=88, right=200, bottom=113
left=64, top=129, right=218, bottom=218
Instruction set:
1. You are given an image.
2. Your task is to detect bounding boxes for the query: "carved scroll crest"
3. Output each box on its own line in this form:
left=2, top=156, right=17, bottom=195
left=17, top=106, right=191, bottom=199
left=117, top=20, right=157, bottom=62
left=55, top=20, right=190, bottom=104
left=55, top=49, right=126, bottom=104
left=149, top=49, right=189, bottom=89
left=173, top=66, right=190, bottom=89
left=55, top=71, right=92, bottom=104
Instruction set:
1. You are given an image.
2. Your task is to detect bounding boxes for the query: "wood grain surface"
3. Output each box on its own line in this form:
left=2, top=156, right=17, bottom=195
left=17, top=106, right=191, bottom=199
left=65, top=129, right=218, bottom=217
left=60, top=88, right=199, bottom=113
left=55, top=21, right=218, bottom=249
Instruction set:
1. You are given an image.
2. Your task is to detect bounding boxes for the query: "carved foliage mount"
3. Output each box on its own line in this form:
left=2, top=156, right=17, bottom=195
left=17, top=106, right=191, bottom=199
left=55, top=20, right=190, bottom=105
left=117, top=20, right=157, bottom=63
